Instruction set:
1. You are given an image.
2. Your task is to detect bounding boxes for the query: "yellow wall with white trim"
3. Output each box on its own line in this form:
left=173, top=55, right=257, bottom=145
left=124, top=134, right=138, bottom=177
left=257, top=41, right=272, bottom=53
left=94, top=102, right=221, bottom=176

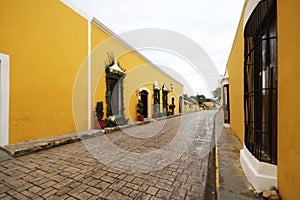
left=226, top=0, right=300, bottom=198
left=91, top=24, right=183, bottom=123
left=0, top=0, right=88, bottom=144
left=0, top=0, right=183, bottom=145
left=225, top=1, right=247, bottom=142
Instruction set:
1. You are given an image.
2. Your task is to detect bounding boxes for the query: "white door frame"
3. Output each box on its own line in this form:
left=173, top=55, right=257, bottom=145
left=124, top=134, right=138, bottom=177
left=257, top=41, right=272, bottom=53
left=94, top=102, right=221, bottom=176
left=138, top=87, right=151, bottom=118
left=0, top=53, right=10, bottom=146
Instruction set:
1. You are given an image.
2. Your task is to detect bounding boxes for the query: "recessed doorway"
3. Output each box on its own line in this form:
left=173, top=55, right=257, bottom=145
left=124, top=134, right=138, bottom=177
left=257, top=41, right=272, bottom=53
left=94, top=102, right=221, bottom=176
left=140, top=90, right=148, bottom=118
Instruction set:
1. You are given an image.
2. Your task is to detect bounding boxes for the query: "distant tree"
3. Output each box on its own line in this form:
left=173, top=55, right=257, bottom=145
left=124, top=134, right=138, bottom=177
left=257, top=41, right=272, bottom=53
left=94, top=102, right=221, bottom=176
left=196, top=95, right=207, bottom=106
left=212, top=87, right=221, bottom=104
left=190, top=96, right=197, bottom=101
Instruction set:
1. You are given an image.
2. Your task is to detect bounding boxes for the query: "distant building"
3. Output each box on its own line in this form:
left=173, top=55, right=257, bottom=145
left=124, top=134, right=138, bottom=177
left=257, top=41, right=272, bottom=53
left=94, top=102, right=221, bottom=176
left=184, top=96, right=199, bottom=112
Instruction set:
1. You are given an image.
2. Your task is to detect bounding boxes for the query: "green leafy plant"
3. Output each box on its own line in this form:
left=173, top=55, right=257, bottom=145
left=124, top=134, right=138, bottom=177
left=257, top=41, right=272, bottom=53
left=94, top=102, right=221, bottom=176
left=114, top=115, right=129, bottom=126
left=105, top=90, right=111, bottom=117
left=105, top=118, right=117, bottom=127
left=158, top=112, right=163, bottom=117
left=169, top=104, right=176, bottom=110
left=95, top=102, right=104, bottom=120
left=137, top=100, right=144, bottom=115
left=153, top=104, right=160, bottom=114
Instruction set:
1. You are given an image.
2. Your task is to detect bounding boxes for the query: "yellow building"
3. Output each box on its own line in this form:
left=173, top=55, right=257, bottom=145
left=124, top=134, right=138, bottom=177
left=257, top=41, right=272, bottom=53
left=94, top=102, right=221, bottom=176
left=223, top=0, right=300, bottom=198
left=184, top=96, right=199, bottom=112
left=0, top=1, right=183, bottom=145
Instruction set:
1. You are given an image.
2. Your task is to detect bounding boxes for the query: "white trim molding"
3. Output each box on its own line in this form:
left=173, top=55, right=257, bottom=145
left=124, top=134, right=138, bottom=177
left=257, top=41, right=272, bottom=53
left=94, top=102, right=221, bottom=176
left=240, top=145, right=277, bottom=192
left=0, top=53, right=10, bottom=146
left=223, top=123, right=230, bottom=128
left=221, top=68, right=229, bottom=86
left=138, top=87, right=150, bottom=94
left=221, top=76, right=229, bottom=86
left=244, top=0, right=262, bottom=29
left=91, top=18, right=183, bottom=87
left=138, top=87, right=151, bottom=118
left=87, top=17, right=92, bottom=130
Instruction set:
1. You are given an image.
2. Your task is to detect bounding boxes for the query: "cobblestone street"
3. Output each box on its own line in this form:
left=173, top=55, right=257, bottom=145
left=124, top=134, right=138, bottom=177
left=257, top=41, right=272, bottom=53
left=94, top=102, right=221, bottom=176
left=0, top=111, right=220, bottom=200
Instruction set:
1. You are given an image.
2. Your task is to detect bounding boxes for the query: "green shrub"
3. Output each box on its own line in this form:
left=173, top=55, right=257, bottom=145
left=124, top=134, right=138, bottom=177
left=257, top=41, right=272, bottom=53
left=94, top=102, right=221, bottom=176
left=105, top=118, right=117, bottom=127
left=158, top=112, right=163, bottom=117
left=105, top=115, right=128, bottom=127
left=115, top=115, right=129, bottom=126
left=96, top=102, right=104, bottom=120
left=169, top=104, right=176, bottom=110
left=137, top=100, right=144, bottom=115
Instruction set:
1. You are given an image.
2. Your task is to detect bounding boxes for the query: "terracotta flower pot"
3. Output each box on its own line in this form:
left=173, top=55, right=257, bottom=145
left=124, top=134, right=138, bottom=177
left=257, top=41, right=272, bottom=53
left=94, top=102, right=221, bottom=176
left=98, top=120, right=106, bottom=129
left=137, top=115, right=144, bottom=121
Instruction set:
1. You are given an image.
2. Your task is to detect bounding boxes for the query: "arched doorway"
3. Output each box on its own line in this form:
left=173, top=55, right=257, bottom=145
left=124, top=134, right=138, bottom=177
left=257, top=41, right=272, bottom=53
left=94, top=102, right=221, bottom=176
left=140, top=90, right=148, bottom=118
left=179, top=96, right=183, bottom=113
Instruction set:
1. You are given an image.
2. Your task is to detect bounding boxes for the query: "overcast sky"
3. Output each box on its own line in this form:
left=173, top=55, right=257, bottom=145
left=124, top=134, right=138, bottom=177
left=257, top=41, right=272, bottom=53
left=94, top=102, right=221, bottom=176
left=67, top=0, right=245, bottom=96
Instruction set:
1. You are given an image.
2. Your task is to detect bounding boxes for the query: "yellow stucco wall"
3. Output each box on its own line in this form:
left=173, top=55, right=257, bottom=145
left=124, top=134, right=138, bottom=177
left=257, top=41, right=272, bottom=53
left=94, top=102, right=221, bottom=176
left=0, top=1, right=88, bottom=144
left=124, top=64, right=182, bottom=121
left=277, top=1, right=300, bottom=199
left=184, top=104, right=199, bottom=112
left=0, top=1, right=183, bottom=144
left=225, top=1, right=247, bottom=142
left=227, top=0, right=300, bottom=198
left=91, top=23, right=183, bottom=124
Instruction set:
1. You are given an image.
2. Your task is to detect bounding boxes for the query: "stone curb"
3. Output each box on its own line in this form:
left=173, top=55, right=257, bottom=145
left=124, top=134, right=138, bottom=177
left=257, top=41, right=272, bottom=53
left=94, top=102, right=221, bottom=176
left=2, top=114, right=182, bottom=159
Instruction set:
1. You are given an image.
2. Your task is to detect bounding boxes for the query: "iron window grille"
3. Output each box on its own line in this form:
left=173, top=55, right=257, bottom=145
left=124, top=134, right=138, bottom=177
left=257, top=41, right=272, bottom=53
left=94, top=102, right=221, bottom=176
left=244, top=0, right=277, bottom=164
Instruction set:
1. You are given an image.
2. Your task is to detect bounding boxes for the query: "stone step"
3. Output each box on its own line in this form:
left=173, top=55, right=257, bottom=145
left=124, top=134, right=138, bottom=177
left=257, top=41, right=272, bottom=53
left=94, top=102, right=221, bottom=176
left=0, top=147, right=12, bottom=162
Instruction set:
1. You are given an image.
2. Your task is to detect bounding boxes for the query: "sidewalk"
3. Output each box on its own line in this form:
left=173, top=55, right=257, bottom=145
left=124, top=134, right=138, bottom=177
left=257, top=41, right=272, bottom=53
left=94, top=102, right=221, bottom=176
left=0, top=118, right=157, bottom=161
left=0, top=115, right=184, bottom=161
left=216, top=128, right=260, bottom=199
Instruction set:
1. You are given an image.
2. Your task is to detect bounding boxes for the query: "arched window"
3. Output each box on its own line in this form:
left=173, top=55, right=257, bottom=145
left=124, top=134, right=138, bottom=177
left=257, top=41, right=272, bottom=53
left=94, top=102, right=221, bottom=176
left=244, top=0, right=277, bottom=164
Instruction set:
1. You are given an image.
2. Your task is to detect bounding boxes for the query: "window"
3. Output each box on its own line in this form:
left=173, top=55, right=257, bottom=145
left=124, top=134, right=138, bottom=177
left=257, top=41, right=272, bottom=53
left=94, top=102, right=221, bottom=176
left=223, top=84, right=230, bottom=124
left=108, top=76, right=124, bottom=116
left=162, top=84, right=169, bottom=114
left=105, top=59, right=125, bottom=117
left=153, top=88, right=160, bottom=114
left=244, top=0, right=277, bottom=164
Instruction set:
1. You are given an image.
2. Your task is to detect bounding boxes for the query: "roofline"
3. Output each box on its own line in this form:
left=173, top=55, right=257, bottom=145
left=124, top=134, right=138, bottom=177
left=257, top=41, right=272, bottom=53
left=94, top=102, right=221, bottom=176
left=224, top=0, right=247, bottom=75
left=91, top=18, right=184, bottom=87
left=61, top=0, right=183, bottom=87
left=60, top=0, right=91, bottom=20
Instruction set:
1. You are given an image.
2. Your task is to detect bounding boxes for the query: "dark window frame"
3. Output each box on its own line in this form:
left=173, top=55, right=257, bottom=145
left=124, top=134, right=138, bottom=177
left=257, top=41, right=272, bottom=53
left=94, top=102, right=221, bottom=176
left=244, top=0, right=277, bottom=164
left=223, top=84, right=230, bottom=124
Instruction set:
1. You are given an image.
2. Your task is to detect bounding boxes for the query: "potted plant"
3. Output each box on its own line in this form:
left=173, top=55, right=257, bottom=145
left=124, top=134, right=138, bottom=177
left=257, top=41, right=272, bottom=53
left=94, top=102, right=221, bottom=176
left=137, top=100, right=144, bottom=121
left=96, top=101, right=105, bottom=129
left=157, top=112, right=163, bottom=118
left=169, top=104, right=176, bottom=115
left=152, top=104, right=159, bottom=118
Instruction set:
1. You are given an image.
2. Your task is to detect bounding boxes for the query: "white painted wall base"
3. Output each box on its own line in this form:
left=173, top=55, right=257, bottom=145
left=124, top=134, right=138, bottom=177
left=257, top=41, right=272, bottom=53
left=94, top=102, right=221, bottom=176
left=240, top=145, right=277, bottom=192
left=0, top=53, right=10, bottom=146
left=223, top=123, right=230, bottom=128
